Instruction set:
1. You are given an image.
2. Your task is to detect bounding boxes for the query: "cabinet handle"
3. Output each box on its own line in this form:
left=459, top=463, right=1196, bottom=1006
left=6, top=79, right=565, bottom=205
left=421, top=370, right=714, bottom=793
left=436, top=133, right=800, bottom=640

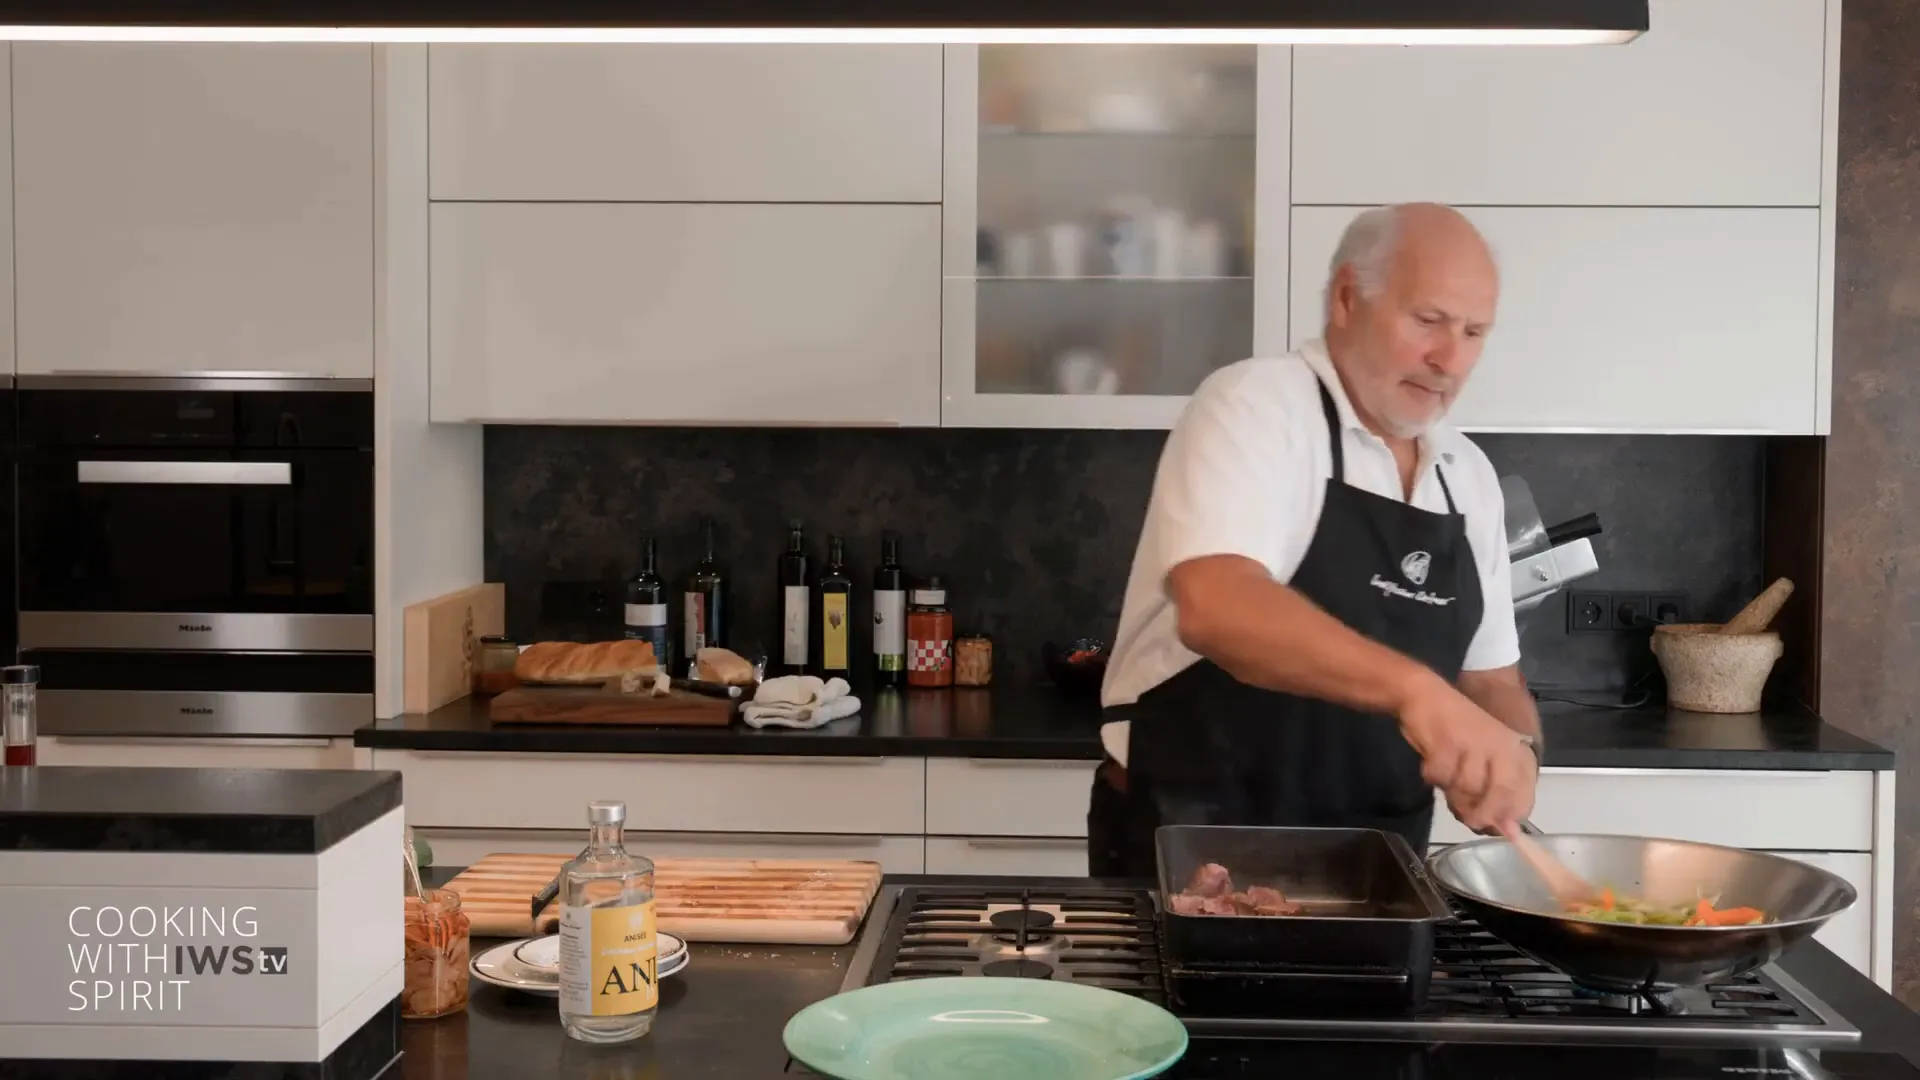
left=960, top=837, right=1086, bottom=849
left=960, top=759, right=1099, bottom=770
left=78, top=460, right=293, bottom=486
left=404, top=750, right=891, bottom=765
left=1545, top=767, right=1833, bottom=780
left=631, top=832, right=886, bottom=847
left=51, top=736, right=334, bottom=748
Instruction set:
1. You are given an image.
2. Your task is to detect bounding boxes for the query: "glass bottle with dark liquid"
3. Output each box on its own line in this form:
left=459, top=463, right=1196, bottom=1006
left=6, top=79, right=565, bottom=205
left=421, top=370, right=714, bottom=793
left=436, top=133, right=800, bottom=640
left=872, top=531, right=907, bottom=687
left=624, top=536, right=671, bottom=670
left=818, top=535, right=853, bottom=679
left=3, top=665, right=39, bottom=766
left=777, top=520, right=813, bottom=676
left=682, top=518, right=728, bottom=667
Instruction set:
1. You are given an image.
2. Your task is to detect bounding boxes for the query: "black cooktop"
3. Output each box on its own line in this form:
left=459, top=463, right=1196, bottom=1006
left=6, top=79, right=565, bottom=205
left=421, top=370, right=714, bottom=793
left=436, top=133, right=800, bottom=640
left=1162, top=1045, right=1920, bottom=1079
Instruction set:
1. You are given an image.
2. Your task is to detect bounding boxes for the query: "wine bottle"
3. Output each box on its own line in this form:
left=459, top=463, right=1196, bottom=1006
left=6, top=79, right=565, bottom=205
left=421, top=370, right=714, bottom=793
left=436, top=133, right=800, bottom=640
left=778, top=519, right=812, bottom=676
left=818, top=535, right=853, bottom=679
left=872, top=531, right=906, bottom=686
left=682, top=517, right=728, bottom=663
left=624, top=536, right=671, bottom=670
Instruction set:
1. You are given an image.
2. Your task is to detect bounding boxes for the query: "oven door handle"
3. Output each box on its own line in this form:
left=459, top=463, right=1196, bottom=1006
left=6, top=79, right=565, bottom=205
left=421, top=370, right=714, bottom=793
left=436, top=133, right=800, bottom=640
left=76, top=460, right=293, bottom=486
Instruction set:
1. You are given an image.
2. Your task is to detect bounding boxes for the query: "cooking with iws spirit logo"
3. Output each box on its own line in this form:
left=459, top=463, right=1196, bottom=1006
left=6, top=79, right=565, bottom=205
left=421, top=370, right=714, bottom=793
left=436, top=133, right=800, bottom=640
left=64, top=904, right=288, bottom=1013
left=1369, top=550, right=1455, bottom=607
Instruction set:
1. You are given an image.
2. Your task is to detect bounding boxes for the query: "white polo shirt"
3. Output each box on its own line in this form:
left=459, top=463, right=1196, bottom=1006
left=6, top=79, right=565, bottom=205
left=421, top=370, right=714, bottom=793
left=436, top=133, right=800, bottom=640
left=1098, top=339, right=1521, bottom=766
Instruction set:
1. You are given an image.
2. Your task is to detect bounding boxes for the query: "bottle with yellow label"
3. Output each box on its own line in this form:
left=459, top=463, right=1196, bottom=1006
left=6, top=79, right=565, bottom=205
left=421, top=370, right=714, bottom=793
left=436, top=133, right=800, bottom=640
left=557, top=800, right=658, bottom=1044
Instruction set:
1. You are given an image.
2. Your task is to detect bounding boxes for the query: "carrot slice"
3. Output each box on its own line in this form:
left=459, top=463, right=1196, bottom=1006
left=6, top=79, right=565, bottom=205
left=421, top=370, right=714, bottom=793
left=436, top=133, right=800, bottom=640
left=1599, top=887, right=1616, bottom=912
left=1702, top=906, right=1766, bottom=926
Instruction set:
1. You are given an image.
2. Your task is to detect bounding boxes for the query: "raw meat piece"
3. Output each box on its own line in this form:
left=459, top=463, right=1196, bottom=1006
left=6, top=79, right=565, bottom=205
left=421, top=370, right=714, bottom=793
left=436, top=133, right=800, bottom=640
left=1239, top=885, right=1304, bottom=916
left=1170, top=865, right=1303, bottom=917
left=1185, top=862, right=1233, bottom=898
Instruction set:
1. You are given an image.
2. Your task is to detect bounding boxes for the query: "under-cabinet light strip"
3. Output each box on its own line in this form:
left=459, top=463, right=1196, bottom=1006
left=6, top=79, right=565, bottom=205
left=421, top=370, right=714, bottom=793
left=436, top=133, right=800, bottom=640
left=0, top=26, right=1643, bottom=44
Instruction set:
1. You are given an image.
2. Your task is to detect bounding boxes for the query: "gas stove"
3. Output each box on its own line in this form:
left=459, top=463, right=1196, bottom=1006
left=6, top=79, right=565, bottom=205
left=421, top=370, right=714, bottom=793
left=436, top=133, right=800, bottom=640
left=835, top=881, right=1863, bottom=1049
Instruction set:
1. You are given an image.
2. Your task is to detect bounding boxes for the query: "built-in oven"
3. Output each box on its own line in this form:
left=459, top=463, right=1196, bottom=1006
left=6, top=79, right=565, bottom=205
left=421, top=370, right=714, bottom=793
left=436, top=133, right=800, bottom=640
left=17, top=376, right=373, bottom=738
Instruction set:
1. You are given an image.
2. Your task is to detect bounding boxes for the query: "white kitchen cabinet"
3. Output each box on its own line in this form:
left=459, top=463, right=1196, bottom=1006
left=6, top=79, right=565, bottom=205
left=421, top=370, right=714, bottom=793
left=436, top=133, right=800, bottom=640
left=926, top=758, right=1099, bottom=837
left=1288, top=205, right=1822, bottom=434
left=427, top=44, right=942, bottom=204
left=925, top=837, right=1089, bottom=877
left=12, top=44, right=374, bottom=379
left=939, top=44, right=1290, bottom=430
left=429, top=201, right=940, bottom=426
left=1290, top=0, right=1828, bottom=208
left=1428, top=767, right=1873, bottom=851
left=0, top=48, right=13, bottom=379
left=35, top=735, right=359, bottom=769
left=371, top=749, right=927, bottom=835
left=414, top=827, right=928, bottom=875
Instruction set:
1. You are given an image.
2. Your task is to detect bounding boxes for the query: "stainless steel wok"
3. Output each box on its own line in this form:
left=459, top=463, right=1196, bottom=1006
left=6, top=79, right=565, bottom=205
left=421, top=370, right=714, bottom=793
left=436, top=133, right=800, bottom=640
left=1425, top=833, right=1857, bottom=993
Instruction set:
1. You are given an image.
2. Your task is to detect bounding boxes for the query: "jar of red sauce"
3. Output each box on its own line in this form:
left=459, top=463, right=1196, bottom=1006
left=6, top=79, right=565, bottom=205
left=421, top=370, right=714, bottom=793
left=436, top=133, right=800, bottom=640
left=906, top=578, right=954, bottom=689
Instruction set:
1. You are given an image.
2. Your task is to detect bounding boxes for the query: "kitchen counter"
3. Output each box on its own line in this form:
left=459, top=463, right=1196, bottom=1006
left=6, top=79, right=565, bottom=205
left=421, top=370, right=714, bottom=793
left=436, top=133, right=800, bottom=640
left=355, top=684, right=1894, bottom=771
left=401, top=871, right=1920, bottom=1080
left=0, top=764, right=401, bottom=853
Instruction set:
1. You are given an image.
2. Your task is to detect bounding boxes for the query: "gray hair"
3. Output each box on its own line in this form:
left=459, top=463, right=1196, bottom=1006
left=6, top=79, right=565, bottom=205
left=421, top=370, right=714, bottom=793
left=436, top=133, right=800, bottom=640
left=1323, top=205, right=1404, bottom=321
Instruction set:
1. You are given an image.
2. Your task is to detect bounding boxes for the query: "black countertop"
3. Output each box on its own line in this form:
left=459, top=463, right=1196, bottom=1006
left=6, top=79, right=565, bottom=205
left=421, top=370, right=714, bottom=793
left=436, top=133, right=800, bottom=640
left=356, top=683, right=1895, bottom=771
left=0, top=765, right=401, bottom=853
left=404, top=870, right=1920, bottom=1080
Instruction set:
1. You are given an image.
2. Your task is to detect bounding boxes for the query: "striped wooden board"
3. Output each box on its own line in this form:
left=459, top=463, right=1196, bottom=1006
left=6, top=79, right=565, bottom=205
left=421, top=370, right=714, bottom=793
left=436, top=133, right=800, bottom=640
left=442, top=853, right=885, bottom=944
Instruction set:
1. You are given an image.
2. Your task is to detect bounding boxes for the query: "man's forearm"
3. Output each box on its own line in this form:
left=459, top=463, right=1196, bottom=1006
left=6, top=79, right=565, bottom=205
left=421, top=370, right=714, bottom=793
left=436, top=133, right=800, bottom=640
left=1170, top=556, right=1442, bottom=716
left=1458, top=666, right=1542, bottom=743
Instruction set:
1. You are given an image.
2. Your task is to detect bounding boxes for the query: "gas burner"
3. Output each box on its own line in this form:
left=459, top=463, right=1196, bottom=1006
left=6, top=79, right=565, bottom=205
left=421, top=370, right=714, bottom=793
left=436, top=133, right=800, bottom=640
left=842, top=882, right=1861, bottom=1048
left=982, top=958, right=1055, bottom=979
left=989, top=908, right=1057, bottom=944
left=1568, top=982, right=1681, bottom=1016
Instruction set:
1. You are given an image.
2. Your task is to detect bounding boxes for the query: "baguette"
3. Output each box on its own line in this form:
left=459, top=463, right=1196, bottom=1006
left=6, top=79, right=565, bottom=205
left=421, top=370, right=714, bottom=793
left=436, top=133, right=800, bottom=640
left=695, top=647, right=757, bottom=686
left=514, top=640, right=659, bottom=685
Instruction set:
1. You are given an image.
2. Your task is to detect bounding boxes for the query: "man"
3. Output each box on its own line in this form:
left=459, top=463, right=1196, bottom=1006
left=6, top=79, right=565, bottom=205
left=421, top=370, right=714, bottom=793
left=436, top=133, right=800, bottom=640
left=1088, top=202, right=1541, bottom=877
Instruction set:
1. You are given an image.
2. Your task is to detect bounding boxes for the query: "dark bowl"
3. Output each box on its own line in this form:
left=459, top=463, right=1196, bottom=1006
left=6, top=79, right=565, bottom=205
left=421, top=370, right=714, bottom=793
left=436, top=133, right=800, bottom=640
left=1042, top=638, right=1109, bottom=700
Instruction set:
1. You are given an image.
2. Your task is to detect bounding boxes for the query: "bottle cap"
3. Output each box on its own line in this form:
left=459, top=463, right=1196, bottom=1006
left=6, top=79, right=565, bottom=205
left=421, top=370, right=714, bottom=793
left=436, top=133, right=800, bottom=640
left=587, top=800, right=627, bottom=825
left=2, top=665, right=40, bottom=685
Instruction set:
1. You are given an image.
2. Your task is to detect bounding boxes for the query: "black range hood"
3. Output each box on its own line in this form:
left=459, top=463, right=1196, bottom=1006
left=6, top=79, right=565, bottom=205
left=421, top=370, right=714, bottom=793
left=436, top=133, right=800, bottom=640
left=0, top=0, right=1650, bottom=43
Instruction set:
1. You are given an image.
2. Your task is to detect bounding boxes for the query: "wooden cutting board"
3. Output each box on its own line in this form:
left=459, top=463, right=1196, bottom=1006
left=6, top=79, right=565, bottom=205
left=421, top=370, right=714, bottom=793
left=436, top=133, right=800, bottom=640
left=442, top=854, right=885, bottom=944
left=402, top=583, right=506, bottom=714
left=488, top=686, right=735, bottom=726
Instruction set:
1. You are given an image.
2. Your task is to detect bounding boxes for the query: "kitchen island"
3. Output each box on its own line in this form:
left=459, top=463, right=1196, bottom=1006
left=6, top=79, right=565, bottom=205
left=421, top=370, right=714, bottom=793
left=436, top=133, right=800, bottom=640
left=404, top=870, right=1920, bottom=1080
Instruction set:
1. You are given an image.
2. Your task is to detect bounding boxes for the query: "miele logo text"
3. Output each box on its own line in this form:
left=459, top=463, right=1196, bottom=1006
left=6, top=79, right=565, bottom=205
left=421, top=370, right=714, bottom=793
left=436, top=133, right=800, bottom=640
left=176, top=624, right=212, bottom=633
left=179, top=707, right=214, bottom=715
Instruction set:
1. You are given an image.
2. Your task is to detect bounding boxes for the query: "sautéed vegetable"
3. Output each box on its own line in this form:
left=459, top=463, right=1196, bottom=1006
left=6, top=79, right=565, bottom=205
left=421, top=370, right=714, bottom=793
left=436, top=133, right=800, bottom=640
left=1564, top=887, right=1769, bottom=927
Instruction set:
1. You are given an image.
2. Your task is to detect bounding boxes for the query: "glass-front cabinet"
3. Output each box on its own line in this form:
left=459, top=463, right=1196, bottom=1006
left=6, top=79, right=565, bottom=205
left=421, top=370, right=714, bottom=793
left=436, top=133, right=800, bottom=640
left=940, top=45, right=1289, bottom=428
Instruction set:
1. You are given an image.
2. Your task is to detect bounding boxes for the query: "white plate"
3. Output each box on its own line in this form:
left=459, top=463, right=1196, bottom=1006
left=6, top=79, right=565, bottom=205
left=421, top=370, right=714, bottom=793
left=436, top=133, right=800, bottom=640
left=511, top=931, right=685, bottom=977
left=471, top=937, right=687, bottom=998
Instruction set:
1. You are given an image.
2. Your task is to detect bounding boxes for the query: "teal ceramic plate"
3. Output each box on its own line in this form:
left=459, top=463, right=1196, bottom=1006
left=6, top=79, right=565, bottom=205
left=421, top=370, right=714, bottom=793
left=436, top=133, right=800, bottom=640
left=783, top=976, right=1188, bottom=1080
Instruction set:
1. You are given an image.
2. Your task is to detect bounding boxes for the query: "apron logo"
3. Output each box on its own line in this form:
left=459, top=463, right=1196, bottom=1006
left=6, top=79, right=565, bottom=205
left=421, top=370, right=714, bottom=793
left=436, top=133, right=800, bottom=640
left=1400, top=551, right=1431, bottom=586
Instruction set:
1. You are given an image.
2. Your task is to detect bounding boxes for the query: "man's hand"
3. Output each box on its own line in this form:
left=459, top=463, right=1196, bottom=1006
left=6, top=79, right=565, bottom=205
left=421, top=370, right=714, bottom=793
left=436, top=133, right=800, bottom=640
left=1394, top=671, right=1536, bottom=833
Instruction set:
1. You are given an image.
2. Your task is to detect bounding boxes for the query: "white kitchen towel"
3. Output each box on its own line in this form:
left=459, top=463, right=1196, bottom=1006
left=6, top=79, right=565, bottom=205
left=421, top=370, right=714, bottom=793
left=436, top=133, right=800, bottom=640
left=741, top=675, right=861, bottom=730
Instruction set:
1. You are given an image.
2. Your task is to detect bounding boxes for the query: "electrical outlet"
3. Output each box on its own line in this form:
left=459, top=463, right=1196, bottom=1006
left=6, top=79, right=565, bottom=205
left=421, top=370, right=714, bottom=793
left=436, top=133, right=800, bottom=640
left=1610, top=592, right=1649, bottom=631
left=1647, top=592, right=1689, bottom=626
left=1568, top=591, right=1611, bottom=633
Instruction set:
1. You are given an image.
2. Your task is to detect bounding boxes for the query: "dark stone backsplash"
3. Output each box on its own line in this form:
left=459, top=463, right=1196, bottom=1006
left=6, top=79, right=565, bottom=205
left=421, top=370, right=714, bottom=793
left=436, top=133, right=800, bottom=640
left=483, top=425, right=1764, bottom=693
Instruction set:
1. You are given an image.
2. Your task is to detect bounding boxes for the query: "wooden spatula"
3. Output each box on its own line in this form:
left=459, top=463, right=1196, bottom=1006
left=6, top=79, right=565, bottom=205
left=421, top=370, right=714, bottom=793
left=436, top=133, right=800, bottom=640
left=1507, top=819, right=1598, bottom=908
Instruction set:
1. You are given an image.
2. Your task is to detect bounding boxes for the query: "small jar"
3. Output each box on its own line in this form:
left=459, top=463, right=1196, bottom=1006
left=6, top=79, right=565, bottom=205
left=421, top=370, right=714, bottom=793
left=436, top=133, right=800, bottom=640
left=3, top=665, right=40, bottom=767
left=906, top=578, right=954, bottom=689
left=402, top=889, right=471, bottom=1019
left=474, top=636, right=520, bottom=696
left=954, top=634, right=993, bottom=687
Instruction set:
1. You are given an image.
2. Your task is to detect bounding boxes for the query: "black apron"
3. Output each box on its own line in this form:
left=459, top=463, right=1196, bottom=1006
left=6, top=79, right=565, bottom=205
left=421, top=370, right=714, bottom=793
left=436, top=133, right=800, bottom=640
left=1090, top=375, right=1485, bottom=878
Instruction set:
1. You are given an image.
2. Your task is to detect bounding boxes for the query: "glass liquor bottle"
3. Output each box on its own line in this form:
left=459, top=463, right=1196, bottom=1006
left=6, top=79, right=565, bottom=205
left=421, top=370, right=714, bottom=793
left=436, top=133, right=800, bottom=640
left=557, top=800, right=658, bottom=1044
